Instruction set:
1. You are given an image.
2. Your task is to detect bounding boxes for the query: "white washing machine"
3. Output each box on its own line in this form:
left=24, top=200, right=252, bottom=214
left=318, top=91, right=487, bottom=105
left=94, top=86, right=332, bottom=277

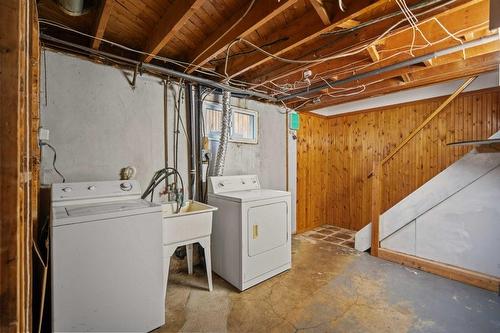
left=51, top=180, right=165, bottom=332
left=208, top=175, right=291, bottom=291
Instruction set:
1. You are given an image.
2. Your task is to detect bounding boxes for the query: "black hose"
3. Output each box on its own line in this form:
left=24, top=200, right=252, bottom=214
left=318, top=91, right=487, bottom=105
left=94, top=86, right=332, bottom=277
left=141, top=167, right=185, bottom=207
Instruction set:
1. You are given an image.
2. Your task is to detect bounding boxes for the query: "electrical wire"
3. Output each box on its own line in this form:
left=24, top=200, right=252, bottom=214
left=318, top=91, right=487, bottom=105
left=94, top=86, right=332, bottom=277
left=272, top=17, right=486, bottom=101
left=40, top=142, right=65, bottom=182
left=187, top=0, right=256, bottom=73
left=251, top=0, right=458, bottom=92
left=226, top=0, right=463, bottom=87
left=38, top=19, right=233, bottom=82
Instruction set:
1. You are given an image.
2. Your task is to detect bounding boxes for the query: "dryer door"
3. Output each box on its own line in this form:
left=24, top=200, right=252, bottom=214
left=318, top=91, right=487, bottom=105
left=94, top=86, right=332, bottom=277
left=245, top=200, right=290, bottom=281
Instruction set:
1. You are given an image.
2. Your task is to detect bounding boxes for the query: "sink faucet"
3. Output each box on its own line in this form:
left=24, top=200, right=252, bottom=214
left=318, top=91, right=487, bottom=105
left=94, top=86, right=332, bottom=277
left=175, top=189, right=184, bottom=213
left=142, top=167, right=185, bottom=213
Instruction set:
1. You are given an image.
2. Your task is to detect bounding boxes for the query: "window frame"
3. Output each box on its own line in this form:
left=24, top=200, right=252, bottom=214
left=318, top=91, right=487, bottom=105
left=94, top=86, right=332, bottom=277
left=203, top=101, right=259, bottom=145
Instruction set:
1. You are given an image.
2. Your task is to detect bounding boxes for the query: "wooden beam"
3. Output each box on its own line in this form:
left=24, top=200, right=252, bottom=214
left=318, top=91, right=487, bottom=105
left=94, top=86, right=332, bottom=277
left=367, top=45, right=380, bottom=62
left=297, top=51, right=500, bottom=111
left=337, top=19, right=360, bottom=29
left=370, top=162, right=382, bottom=257
left=186, top=0, right=297, bottom=73
left=309, top=0, right=331, bottom=25
left=246, top=0, right=482, bottom=87
left=284, top=36, right=498, bottom=103
left=378, top=248, right=500, bottom=292
left=219, top=0, right=394, bottom=78
left=91, top=0, right=114, bottom=49
left=0, top=0, right=32, bottom=331
left=143, top=0, right=205, bottom=63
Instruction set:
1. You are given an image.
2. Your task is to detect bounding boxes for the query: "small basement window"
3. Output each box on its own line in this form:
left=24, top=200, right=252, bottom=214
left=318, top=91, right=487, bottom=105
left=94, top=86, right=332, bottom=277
left=204, top=102, right=258, bottom=144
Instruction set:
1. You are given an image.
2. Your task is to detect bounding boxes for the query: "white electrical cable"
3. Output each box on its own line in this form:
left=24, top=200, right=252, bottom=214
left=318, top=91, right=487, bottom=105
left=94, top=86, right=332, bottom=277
left=39, top=19, right=237, bottom=82
left=275, top=17, right=485, bottom=97
left=237, top=0, right=466, bottom=88
left=186, top=0, right=256, bottom=73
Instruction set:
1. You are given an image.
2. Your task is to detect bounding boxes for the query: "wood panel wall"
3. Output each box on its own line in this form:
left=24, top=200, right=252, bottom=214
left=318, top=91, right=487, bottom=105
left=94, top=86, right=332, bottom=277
left=297, top=87, right=500, bottom=233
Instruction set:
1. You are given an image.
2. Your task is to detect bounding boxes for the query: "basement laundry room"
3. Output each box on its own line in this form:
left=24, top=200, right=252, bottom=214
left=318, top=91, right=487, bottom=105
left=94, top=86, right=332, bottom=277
left=2, top=0, right=500, bottom=332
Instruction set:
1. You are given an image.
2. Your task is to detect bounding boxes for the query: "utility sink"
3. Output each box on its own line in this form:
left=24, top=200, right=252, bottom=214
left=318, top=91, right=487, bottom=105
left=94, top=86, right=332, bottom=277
left=162, top=200, right=217, bottom=245
left=161, top=200, right=218, bottom=295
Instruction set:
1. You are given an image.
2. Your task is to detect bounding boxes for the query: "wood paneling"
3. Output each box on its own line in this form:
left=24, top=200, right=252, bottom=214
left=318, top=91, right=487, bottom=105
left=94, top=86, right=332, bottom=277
left=296, top=113, right=330, bottom=232
left=296, top=88, right=500, bottom=232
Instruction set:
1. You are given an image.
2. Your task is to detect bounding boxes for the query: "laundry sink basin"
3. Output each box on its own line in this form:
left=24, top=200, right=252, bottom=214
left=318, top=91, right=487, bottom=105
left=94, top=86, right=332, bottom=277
left=162, top=201, right=217, bottom=245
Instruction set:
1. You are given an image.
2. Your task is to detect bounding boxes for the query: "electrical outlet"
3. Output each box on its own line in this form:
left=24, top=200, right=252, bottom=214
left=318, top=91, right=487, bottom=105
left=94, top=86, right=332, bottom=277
left=39, top=127, right=50, bottom=142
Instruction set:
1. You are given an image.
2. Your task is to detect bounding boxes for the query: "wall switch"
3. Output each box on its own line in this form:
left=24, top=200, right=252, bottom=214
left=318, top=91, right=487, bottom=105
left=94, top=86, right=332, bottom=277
left=39, top=128, right=50, bottom=142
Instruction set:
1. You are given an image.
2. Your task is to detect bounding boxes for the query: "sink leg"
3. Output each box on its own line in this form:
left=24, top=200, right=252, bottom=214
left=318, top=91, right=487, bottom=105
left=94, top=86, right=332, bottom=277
left=163, top=245, right=176, bottom=300
left=198, top=237, right=213, bottom=292
left=186, top=244, right=193, bottom=275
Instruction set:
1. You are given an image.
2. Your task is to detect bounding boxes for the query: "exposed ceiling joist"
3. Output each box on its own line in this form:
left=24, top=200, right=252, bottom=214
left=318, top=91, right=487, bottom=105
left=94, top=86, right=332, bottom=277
left=246, top=0, right=478, bottom=88
left=263, top=0, right=489, bottom=95
left=337, top=19, right=360, bottom=29
left=245, top=0, right=458, bottom=87
left=185, top=0, right=297, bottom=74
left=91, top=0, right=114, bottom=49
left=309, top=0, right=331, bottom=25
left=218, top=0, right=393, bottom=79
left=296, top=51, right=500, bottom=111
left=283, top=33, right=499, bottom=103
left=143, top=0, right=205, bottom=63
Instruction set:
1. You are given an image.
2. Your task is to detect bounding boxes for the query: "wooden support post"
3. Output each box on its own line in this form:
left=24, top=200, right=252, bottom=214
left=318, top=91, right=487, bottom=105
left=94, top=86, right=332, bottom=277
left=371, top=161, right=382, bottom=257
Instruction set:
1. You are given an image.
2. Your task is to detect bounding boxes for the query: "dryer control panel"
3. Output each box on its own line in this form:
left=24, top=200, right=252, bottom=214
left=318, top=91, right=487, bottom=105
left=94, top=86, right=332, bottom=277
left=209, top=175, right=260, bottom=194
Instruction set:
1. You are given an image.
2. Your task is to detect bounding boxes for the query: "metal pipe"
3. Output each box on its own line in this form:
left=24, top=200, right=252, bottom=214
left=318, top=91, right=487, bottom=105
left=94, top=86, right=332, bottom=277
left=279, top=34, right=500, bottom=102
left=40, top=34, right=277, bottom=102
left=163, top=80, right=169, bottom=190
left=185, top=83, right=196, bottom=200
left=195, top=85, right=203, bottom=202
left=214, top=91, right=232, bottom=176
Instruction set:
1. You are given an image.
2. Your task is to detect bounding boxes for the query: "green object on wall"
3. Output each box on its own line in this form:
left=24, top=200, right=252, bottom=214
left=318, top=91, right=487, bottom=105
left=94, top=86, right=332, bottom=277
left=289, top=111, right=300, bottom=130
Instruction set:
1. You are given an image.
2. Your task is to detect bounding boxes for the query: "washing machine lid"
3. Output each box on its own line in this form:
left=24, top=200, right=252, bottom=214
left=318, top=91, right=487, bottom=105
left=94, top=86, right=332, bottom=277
left=209, top=189, right=290, bottom=203
left=52, top=199, right=161, bottom=226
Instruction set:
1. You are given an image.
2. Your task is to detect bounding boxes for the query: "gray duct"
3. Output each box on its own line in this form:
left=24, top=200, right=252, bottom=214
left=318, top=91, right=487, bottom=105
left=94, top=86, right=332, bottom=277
left=214, top=91, right=232, bottom=176
left=58, top=0, right=85, bottom=16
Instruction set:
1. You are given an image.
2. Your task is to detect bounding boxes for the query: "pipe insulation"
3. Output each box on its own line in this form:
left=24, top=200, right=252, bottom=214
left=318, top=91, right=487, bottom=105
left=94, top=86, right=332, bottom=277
left=40, top=34, right=277, bottom=102
left=214, top=91, right=233, bottom=176
left=279, top=33, right=500, bottom=102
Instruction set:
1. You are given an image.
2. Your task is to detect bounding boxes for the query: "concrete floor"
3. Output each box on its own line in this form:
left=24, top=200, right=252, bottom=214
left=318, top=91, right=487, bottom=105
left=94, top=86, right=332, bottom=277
left=154, top=236, right=500, bottom=333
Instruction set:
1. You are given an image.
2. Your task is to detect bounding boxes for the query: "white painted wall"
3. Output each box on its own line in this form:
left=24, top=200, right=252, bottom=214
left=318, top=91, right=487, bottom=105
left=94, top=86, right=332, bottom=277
left=382, top=164, right=500, bottom=277
left=40, top=51, right=292, bottom=219
left=313, top=71, right=499, bottom=117
left=40, top=50, right=172, bottom=188
left=355, top=132, right=500, bottom=277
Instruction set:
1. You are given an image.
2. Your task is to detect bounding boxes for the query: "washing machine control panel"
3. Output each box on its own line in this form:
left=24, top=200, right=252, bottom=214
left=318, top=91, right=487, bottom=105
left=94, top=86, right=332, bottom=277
left=209, top=175, right=260, bottom=194
left=51, top=180, right=141, bottom=202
